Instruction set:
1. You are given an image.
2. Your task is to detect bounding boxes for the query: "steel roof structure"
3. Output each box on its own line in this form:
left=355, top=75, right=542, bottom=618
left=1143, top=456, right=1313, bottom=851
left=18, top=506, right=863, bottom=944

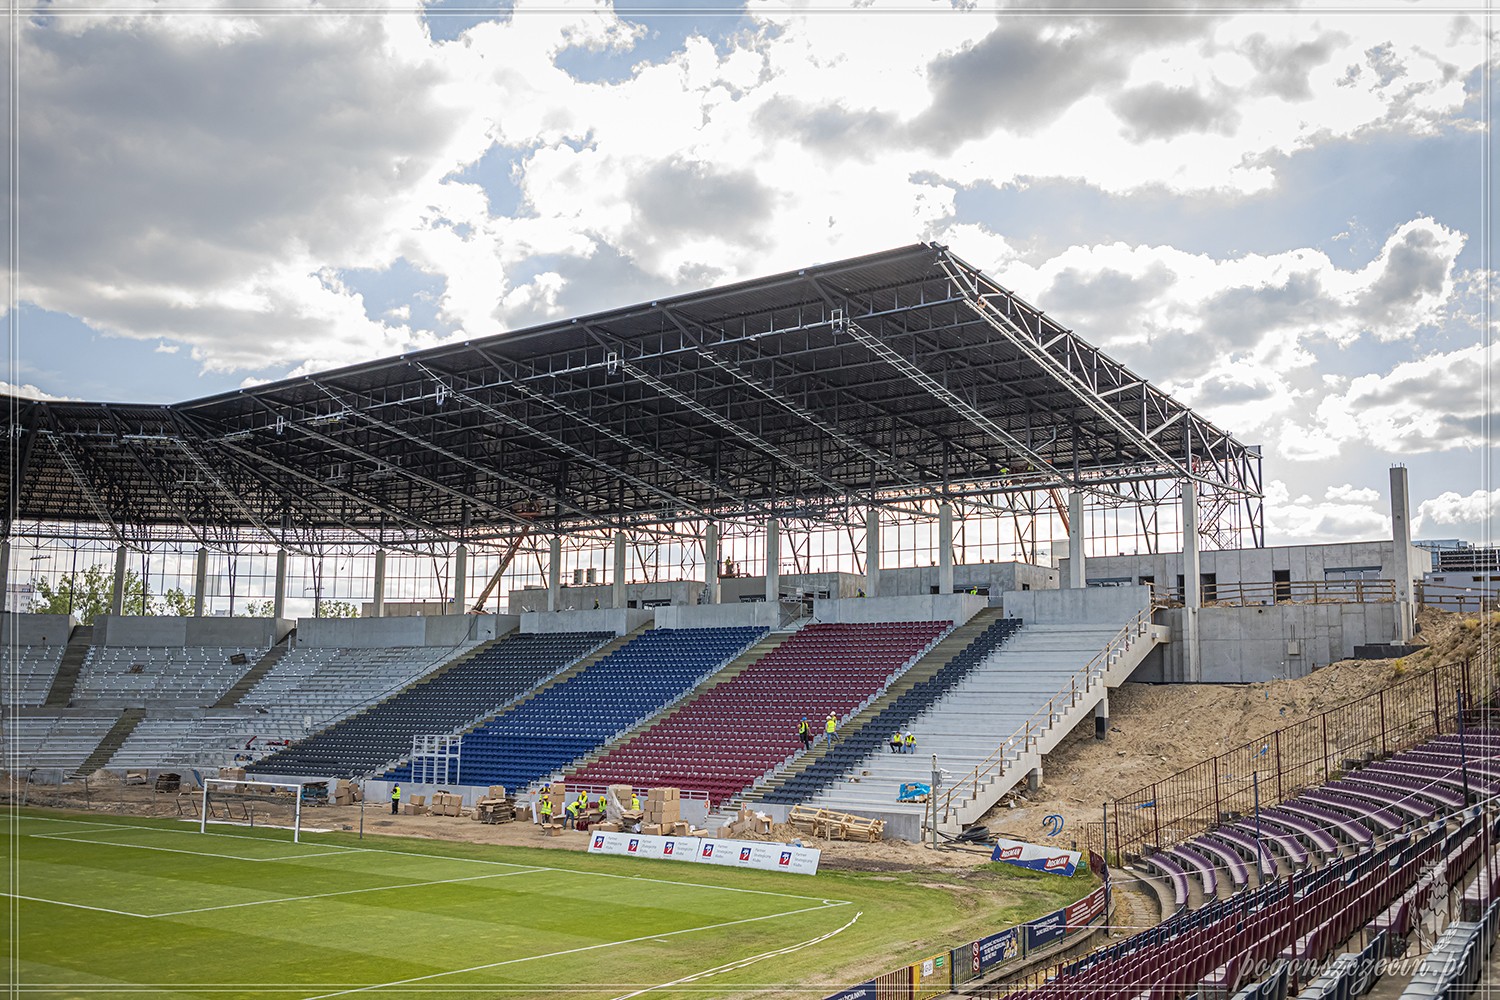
left=4, top=243, right=1262, bottom=551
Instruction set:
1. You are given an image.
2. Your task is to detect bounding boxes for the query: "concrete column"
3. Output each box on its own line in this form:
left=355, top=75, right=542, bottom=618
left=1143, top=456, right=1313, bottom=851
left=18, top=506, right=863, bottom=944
left=1182, top=481, right=1202, bottom=683
left=1095, top=691, right=1109, bottom=741
left=272, top=548, right=288, bottom=620
left=547, top=537, right=562, bottom=613
left=1390, top=466, right=1415, bottom=644
left=612, top=531, right=627, bottom=609
left=864, top=506, right=881, bottom=598
left=193, top=547, right=208, bottom=617
left=703, top=523, right=720, bottom=605
left=0, top=539, right=11, bottom=615
left=452, top=545, right=468, bottom=612
left=1067, top=492, right=1087, bottom=588
left=764, top=517, right=780, bottom=605
left=372, top=549, right=387, bottom=619
left=110, top=544, right=129, bottom=616
left=937, top=503, right=954, bottom=596
left=1027, top=766, right=1043, bottom=793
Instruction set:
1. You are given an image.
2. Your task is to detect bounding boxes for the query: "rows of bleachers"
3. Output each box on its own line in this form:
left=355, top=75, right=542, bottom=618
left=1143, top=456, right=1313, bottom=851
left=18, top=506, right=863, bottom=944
left=760, top=617, right=1022, bottom=805
left=107, top=714, right=303, bottom=768
left=4, top=715, right=118, bottom=771
left=1, top=646, right=65, bottom=706
left=1031, top=807, right=1490, bottom=1000
left=248, top=631, right=612, bottom=778
left=241, top=643, right=485, bottom=727
left=73, top=646, right=264, bottom=706
left=568, top=620, right=950, bottom=805
left=1140, top=731, right=1500, bottom=912
left=387, top=626, right=765, bottom=789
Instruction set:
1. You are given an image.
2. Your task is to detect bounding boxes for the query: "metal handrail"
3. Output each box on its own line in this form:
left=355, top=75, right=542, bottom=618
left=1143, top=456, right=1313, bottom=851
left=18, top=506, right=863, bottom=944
left=938, top=606, right=1155, bottom=822
left=1145, top=578, right=1396, bottom=609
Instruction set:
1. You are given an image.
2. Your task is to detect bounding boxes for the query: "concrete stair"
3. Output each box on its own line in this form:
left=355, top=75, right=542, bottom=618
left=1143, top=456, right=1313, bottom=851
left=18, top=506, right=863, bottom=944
left=212, top=630, right=295, bottom=708
left=71, top=708, right=145, bottom=777
left=802, top=611, right=1168, bottom=833
left=43, top=625, right=94, bottom=707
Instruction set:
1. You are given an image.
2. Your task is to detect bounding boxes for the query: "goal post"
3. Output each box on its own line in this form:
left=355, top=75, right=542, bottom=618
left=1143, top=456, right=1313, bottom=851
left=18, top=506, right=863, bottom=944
left=200, top=778, right=306, bottom=842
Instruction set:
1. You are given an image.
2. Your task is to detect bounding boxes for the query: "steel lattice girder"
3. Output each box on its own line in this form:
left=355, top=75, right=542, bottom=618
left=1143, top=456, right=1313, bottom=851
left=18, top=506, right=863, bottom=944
left=3, top=243, right=1262, bottom=545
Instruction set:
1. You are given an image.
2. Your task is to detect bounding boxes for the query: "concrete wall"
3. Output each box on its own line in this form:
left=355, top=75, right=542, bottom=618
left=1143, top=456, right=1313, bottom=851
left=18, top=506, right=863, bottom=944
left=1131, top=601, right=1402, bottom=683
left=814, top=593, right=988, bottom=626
left=883, top=561, right=1059, bottom=596
left=507, top=581, right=704, bottom=613
left=294, top=614, right=510, bottom=649
left=1002, top=585, right=1152, bottom=625
left=94, top=615, right=289, bottom=648
left=1064, top=540, right=1427, bottom=591
left=652, top=602, right=782, bottom=630
left=1, top=613, right=74, bottom=645
left=719, top=572, right=863, bottom=604
left=519, top=608, right=654, bottom=637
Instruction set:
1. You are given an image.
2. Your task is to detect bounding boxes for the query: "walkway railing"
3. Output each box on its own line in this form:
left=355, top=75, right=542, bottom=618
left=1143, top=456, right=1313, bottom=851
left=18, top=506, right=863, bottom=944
left=1146, top=578, right=1396, bottom=608
left=938, top=606, right=1156, bottom=823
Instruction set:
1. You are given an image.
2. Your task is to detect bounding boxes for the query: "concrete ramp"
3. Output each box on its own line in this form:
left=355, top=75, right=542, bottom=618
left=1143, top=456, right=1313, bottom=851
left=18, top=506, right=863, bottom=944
left=801, top=606, right=1167, bottom=835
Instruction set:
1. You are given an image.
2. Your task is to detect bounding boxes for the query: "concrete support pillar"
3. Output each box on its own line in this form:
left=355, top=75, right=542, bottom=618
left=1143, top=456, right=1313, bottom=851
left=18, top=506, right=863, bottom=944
left=764, top=517, right=780, bottom=605
left=1067, top=492, right=1087, bottom=588
left=111, top=544, right=129, bottom=616
left=937, top=503, right=954, bottom=596
left=547, top=537, right=562, bottom=613
left=703, top=523, right=720, bottom=605
left=272, top=548, right=288, bottom=620
left=193, top=547, right=208, bottom=617
left=1390, top=466, right=1415, bottom=644
left=452, top=544, right=468, bottom=612
left=864, top=507, right=881, bottom=598
left=1027, top=766, right=1043, bottom=793
left=612, top=531, right=627, bottom=609
left=1182, top=481, right=1202, bottom=683
left=0, top=539, right=11, bottom=615
left=1095, top=690, right=1110, bottom=741
left=372, top=549, right=387, bottom=619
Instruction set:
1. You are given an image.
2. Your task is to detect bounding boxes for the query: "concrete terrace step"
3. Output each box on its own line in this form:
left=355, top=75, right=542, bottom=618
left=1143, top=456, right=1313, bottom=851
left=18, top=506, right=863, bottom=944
left=72, top=708, right=145, bottom=777
left=212, top=631, right=294, bottom=708
left=44, top=625, right=94, bottom=708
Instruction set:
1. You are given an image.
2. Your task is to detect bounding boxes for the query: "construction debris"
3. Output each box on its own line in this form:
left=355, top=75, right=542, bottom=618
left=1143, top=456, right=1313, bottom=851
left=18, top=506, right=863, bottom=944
left=788, top=805, right=886, bottom=842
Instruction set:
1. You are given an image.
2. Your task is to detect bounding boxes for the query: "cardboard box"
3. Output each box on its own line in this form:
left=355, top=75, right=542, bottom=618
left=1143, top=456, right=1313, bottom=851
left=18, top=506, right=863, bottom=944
left=410, top=794, right=426, bottom=807
left=595, top=822, right=621, bottom=832
left=641, top=823, right=664, bottom=836
left=221, top=767, right=246, bottom=781
left=671, top=821, right=691, bottom=836
left=690, top=828, right=708, bottom=837
left=489, top=785, right=507, bottom=800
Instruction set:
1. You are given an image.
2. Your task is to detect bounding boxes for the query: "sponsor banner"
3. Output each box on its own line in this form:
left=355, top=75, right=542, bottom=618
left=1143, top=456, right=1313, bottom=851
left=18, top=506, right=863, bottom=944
left=822, top=983, right=878, bottom=1000
left=976, top=927, right=1022, bottom=972
left=1065, top=886, right=1107, bottom=931
left=588, top=832, right=819, bottom=875
left=910, top=953, right=950, bottom=1000
left=990, top=837, right=1081, bottom=877
left=1023, top=907, right=1068, bottom=952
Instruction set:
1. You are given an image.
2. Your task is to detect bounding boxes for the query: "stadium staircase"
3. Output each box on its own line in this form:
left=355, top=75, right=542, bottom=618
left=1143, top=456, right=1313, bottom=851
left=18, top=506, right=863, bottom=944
left=212, top=630, right=294, bottom=708
left=728, top=608, right=1019, bottom=823
left=246, top=630, right=612, bottom=779
left=405, top=625, right=769, bottom=790
left=565, top=619, right=952, bottom=806
left=792, top=608, right=1166, bottom=833
left=43, top=625, right=94, bottom=707
left=70, top=708, right=145, bottom=778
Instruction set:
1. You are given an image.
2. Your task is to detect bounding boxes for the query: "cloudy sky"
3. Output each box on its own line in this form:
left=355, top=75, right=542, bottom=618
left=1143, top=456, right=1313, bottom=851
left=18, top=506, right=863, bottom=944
left=5, top=0, right=1496, bottom=549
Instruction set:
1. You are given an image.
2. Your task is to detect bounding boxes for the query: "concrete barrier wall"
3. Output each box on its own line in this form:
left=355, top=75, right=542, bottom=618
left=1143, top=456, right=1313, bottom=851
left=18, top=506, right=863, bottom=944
left=520, top=608, right=654, bottom=637
left=294, top=614, right=511, bottom=648
left=1002, top=586, right=1150, bottom=625
left=813, top=594, right=988, bottom=625
left=652, top=603, right=781, bottom=630
left=1, top=613, right=75, bottom=645
left=94, top=615, right=285, bottom=648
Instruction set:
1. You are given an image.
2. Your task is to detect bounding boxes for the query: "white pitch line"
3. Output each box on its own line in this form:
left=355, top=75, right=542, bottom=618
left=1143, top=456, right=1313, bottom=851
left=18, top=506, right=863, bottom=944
left=0, top=892, right=151, bottom=918
left=31, top=832, right=364, bottom=864
left=147, top=867, right=547, bottom=917
left=608, top=909, right=863, bottom=999
left=299, top=900, right=852, bottom=1000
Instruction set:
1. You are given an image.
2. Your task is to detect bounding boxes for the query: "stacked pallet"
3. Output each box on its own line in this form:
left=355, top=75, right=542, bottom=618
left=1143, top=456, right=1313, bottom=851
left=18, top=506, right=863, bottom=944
left=788, top=805, right=885, bottom=842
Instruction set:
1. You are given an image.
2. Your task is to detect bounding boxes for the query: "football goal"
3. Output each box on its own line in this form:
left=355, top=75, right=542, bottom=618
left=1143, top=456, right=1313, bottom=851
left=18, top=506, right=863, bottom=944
left=199, top=778, right=307, bottom=842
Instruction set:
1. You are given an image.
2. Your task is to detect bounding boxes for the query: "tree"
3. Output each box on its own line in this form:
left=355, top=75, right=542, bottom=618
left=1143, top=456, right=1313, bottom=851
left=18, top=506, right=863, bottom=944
left=28, top=565, right=147, bottom=625
left=238, top=600, right=275, bottom=618
left=319, top=600, right=360, bottom=619
left=158, top=587, right=194, bottom=617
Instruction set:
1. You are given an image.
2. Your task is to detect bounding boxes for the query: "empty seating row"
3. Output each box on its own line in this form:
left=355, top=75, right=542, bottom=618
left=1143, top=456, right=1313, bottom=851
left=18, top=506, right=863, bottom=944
left=0, top=646, right=66, bottom=706
left=73, top=646, right=262, bottom=705
left=387, top=626, right=766, bottom=789
left=107, top=714, right=304, bottom=768
left=3, top=715, right=117, bottom=771
left=248, top=631, right=611, bottom=778
left=241, top=643, right=484, bottom=727
left=760, top=617, right=1022, bottom=805
left=569, top=620, right=950, bottom=806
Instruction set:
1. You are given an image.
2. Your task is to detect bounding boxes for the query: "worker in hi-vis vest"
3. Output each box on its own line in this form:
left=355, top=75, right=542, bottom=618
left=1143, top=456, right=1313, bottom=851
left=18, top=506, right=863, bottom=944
left=539, top=796, right=553, bottom=825
left=391, top=784, right=401, bottom=815
left=631, top=791, right=640, bottom=810
left=824, top=712, right=838, bottom=746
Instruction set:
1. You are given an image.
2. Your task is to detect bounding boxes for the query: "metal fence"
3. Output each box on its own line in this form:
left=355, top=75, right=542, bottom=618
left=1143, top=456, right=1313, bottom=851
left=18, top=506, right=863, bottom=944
left=1086, top=656, right=1494, bottom=861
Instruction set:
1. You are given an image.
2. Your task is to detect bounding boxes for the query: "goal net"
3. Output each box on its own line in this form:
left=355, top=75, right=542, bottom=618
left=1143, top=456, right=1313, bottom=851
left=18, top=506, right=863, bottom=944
left=199, top=779, right=307, bottom=842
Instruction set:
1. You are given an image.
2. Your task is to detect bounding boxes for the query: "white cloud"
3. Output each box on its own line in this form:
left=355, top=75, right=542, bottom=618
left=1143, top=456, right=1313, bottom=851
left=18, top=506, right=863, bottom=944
left=1416, top=489, right=1500, bottom=537
left=0, top=381, right=72, bottom=401
left=1264, top=479, right=1391, bottom=545
left=153, top=341, right=179, bottom=354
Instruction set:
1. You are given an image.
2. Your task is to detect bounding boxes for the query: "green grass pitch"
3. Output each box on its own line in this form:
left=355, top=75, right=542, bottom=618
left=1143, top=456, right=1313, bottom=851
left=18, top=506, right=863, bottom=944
left=4, top=809, right=1093, bottom=998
